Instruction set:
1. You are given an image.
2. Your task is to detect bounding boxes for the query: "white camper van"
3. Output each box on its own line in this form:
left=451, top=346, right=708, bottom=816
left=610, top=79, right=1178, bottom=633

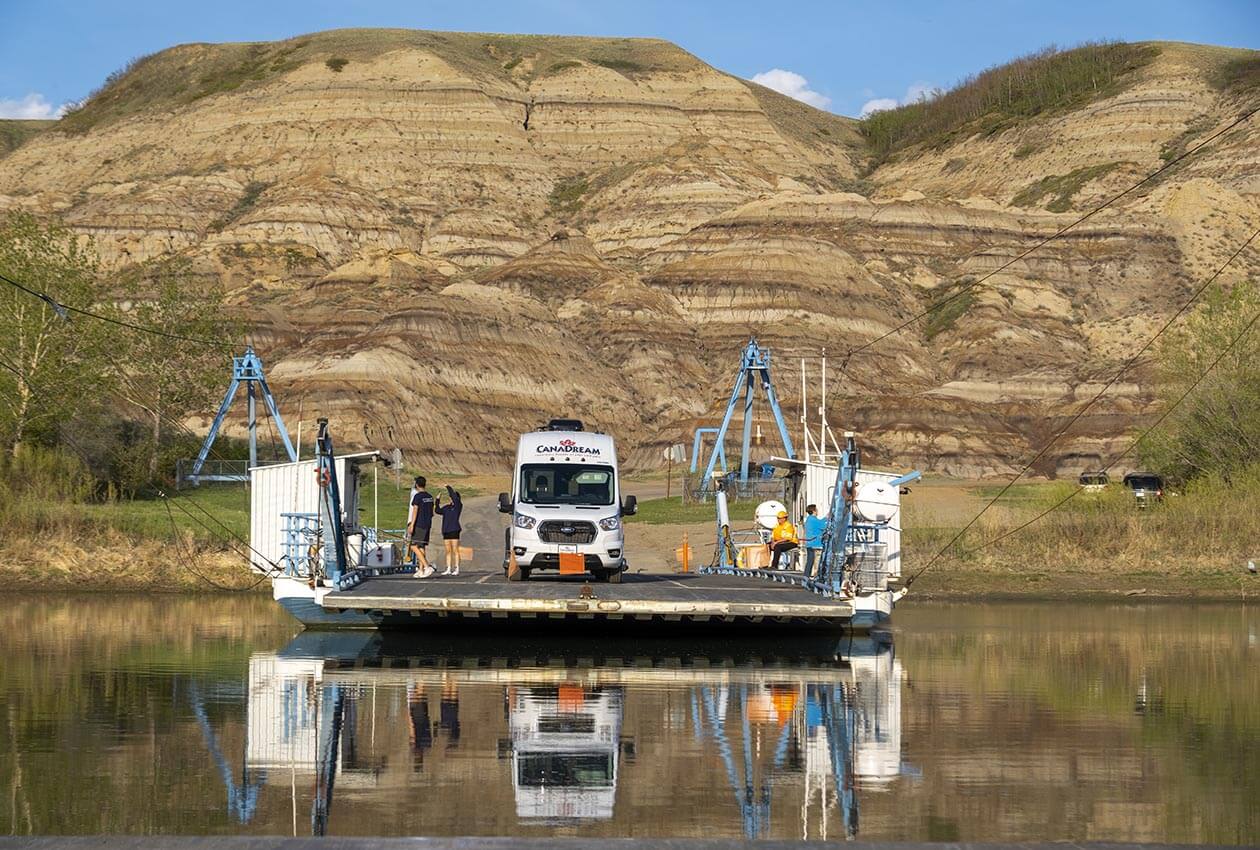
left=499, top=419, right=636, bottom=583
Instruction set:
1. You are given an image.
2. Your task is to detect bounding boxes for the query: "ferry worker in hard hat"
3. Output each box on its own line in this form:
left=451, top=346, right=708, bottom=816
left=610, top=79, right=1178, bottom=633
left=769, top=509, right=800, bottom=571
left=407, top=476, right=436, bottom=579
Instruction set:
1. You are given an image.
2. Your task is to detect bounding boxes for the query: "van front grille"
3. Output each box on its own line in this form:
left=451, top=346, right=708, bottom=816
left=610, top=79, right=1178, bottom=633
left=537, top=521, right=597, bottom=544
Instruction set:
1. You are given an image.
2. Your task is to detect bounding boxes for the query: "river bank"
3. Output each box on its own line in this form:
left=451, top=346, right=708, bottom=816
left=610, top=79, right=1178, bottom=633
left=3, top=475, right=1257, bottom=600
left=3, top=531, right=1254, bottom=600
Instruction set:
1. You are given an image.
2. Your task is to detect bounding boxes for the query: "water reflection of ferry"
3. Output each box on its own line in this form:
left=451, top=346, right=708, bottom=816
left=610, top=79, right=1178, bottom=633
left=227, top=634, right=907, bottom=838
left=504, top=684, right=625, bottom=821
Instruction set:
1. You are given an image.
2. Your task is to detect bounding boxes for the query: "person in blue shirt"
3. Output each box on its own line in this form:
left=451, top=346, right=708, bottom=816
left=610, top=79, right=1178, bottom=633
left=802, top=504, right=826, bottom=578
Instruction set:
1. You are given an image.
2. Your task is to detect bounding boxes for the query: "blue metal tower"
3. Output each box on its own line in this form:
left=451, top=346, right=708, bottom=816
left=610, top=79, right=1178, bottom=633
left=188, top=346, right=296, bottom=484
left=314, top=417, right=349, bottom=583
left=696, top=339, right=796, bottom=493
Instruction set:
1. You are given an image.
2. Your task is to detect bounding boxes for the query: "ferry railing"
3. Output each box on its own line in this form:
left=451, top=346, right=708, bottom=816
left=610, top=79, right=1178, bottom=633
left=176, top=458, right=289, bottom=489
left=281, top=516, right=416, bottom=585
left=280, top=512, right=320, bottom=577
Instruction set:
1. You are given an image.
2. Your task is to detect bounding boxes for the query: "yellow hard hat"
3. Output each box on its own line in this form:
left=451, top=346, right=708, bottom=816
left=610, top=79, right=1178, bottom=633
left=777, top=510, right=788, bottom=518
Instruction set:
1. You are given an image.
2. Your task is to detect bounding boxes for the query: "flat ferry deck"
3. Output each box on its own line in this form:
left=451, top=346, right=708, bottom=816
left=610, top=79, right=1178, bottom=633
left=303, top=569, right=861, bottom=631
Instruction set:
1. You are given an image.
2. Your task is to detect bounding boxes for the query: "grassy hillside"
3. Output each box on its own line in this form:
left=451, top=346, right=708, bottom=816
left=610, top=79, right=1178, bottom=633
left=59, top=29, right=704, bottom=134
left=0, top=119, right=54, bottom=157
left=860, top=42, right=1161, bottom=162
left=55, top=26, right=860, bottom=157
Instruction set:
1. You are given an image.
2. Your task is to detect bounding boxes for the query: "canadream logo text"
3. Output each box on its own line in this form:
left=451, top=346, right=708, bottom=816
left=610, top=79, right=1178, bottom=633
left=537, top=440, right=600, bottom=455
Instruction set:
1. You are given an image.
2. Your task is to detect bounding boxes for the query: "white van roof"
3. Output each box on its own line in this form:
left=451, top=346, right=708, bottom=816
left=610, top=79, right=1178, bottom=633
left=518, top=429, right=616, bottom=465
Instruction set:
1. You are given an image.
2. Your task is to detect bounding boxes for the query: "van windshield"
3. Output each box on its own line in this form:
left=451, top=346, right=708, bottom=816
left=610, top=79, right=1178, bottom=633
left=1124, top=474, right=1163, bottom=490
left=520, top=464, right=615, bottom=506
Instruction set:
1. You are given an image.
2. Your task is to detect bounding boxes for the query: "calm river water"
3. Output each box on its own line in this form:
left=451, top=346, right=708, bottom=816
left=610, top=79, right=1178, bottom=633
left=1, top=596, right=1256, bottom=843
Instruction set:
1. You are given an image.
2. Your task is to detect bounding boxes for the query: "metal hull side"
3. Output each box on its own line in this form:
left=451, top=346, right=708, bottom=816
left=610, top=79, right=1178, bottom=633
left=273, top=577, right=378, bottom=629
left=849, top=589, right=898, bottom=629
left=272, top=575, right=895, bottom=633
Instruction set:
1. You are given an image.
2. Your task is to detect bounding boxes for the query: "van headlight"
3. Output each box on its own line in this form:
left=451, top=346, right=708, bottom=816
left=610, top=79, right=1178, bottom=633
left=514, top=513, right=537, bottom=530
left=598, top=516, right=620, bottom=531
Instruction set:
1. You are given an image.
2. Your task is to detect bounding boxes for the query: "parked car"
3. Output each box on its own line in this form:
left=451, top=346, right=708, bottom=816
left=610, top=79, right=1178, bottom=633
left=1122, top=472, right=1165, bottom=508
left=1078, top=471, right=1110, bottom=493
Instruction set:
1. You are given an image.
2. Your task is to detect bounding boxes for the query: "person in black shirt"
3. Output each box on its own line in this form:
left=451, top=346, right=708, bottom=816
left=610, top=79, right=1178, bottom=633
left=407, top=476, right=436, bottom=578
left=435, top=484, right=463, bottom=576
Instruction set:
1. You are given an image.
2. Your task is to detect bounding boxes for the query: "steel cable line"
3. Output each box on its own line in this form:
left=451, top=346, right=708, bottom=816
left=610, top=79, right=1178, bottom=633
left=0, top=271, right=237, bottom=351
left=906, top=226, right=1260, bottom=586
left=836, top=104, right=1259, bottom=372
left=160, top=495, right=277, bottom=591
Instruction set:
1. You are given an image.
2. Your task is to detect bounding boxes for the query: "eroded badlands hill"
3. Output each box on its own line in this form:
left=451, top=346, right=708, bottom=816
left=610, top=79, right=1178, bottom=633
left=1, top=31, right=1258, bottom=475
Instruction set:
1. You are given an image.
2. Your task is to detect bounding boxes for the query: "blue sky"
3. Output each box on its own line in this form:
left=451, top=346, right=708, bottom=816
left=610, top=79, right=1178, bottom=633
left=1, top=0, right=1256, bottom=120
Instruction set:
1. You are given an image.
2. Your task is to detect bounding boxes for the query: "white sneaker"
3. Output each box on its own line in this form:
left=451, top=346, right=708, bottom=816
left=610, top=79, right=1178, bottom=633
left=441, top=567, right=452, bottom=576
left=416, top=566, right=435, bottom=579
left=451, top=567, right=460, bottom=577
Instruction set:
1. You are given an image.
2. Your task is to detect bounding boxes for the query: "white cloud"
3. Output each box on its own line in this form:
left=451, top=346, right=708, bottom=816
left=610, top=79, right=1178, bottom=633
left=0, top=93, right=72, bottom=120
left=859, top=97, right=899, bottom=117
left=858, top=81, right=941, bottom=118
left=750, top=69, right=831, bottom=110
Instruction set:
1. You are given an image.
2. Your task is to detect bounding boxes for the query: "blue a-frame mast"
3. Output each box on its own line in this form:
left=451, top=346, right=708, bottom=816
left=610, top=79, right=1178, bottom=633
left=696, top=339, right=796, bottom=493
left=188, top=346, right=296, bottom=484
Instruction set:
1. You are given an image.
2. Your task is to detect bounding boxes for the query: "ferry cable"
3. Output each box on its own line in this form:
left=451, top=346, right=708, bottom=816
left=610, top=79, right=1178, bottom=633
left=159, top=494, right=277, bottom=591
left=905, top=224, right=1260, bottom=587
left=840, top=103, right=1259, bottom=366
left=0, top=271, right=237, bottom=351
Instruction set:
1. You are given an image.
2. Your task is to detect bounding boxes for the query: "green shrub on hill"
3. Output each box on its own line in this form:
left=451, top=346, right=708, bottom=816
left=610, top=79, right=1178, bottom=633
left=1210, top=51, right=1260, bottom=95
left=861, top=42, right=1159, bottom=162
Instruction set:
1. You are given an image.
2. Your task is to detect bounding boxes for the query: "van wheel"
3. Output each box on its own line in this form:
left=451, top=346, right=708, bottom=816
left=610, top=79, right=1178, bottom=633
left=606, top=568, right=623, bottom=584
left=508, top=566, right=530, bottom=582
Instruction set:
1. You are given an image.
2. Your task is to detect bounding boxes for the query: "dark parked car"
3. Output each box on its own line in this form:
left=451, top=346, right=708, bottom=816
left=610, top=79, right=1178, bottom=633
left=1122, top=472, right=1165, bottom=507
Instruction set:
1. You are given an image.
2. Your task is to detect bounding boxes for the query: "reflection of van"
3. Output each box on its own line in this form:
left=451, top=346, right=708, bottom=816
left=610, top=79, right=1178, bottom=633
left=505, top=685, right=623, bottom=821
left=499, top=419, right=636, bottom=582
left=1078, top=471, right=1110, bottom=493
left=1122, top=472, right=1164, bottom=507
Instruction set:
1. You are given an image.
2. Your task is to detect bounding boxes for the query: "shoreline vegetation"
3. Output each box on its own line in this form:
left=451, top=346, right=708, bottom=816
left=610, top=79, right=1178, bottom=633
left=4, top=471, right=1256, bottom=600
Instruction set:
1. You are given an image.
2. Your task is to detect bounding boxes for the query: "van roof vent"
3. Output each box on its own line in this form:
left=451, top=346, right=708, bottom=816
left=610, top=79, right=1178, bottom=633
left=542, top=418, right=584, bottom=432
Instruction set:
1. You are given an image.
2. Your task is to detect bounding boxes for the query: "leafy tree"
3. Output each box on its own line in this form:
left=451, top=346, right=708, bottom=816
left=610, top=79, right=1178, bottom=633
left=114, top=258, right=238, bottom=483
left=1141, top=279, right=1260, bottom=483
left=0, top=211, right=114, bottom=455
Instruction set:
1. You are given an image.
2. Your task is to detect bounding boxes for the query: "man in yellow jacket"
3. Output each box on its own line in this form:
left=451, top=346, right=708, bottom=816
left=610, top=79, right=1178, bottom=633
left=769, top=510, right=799, bottom=570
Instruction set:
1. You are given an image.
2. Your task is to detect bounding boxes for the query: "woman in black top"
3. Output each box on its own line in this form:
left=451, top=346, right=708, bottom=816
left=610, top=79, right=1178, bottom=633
left=435, top=484, right=463, bottom=576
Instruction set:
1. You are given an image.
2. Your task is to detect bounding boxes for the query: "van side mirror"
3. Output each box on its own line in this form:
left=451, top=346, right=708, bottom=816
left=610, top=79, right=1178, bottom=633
left=622, top=495, right=637, bottom=516
left=498, top=492, right=512, bottom=514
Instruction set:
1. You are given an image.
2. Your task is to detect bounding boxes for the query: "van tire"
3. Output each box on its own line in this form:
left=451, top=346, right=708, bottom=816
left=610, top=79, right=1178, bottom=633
left=606, top=568, right=622, bottom=584
left=508, top=566, right=530, bottom=582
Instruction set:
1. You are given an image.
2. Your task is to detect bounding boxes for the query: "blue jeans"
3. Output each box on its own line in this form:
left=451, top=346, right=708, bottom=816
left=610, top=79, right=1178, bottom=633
left=804, top=548, right=821, bottom=578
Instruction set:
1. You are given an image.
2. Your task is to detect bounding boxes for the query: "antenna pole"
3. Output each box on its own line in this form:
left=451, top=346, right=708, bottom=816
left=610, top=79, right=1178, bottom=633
left=801, top=357, right=809, bottom=464
left=819, top=351, right=828, bottom=465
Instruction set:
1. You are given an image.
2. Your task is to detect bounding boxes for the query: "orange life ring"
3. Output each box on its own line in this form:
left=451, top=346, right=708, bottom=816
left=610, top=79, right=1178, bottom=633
left=315, top=467, right=331, bottom=487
